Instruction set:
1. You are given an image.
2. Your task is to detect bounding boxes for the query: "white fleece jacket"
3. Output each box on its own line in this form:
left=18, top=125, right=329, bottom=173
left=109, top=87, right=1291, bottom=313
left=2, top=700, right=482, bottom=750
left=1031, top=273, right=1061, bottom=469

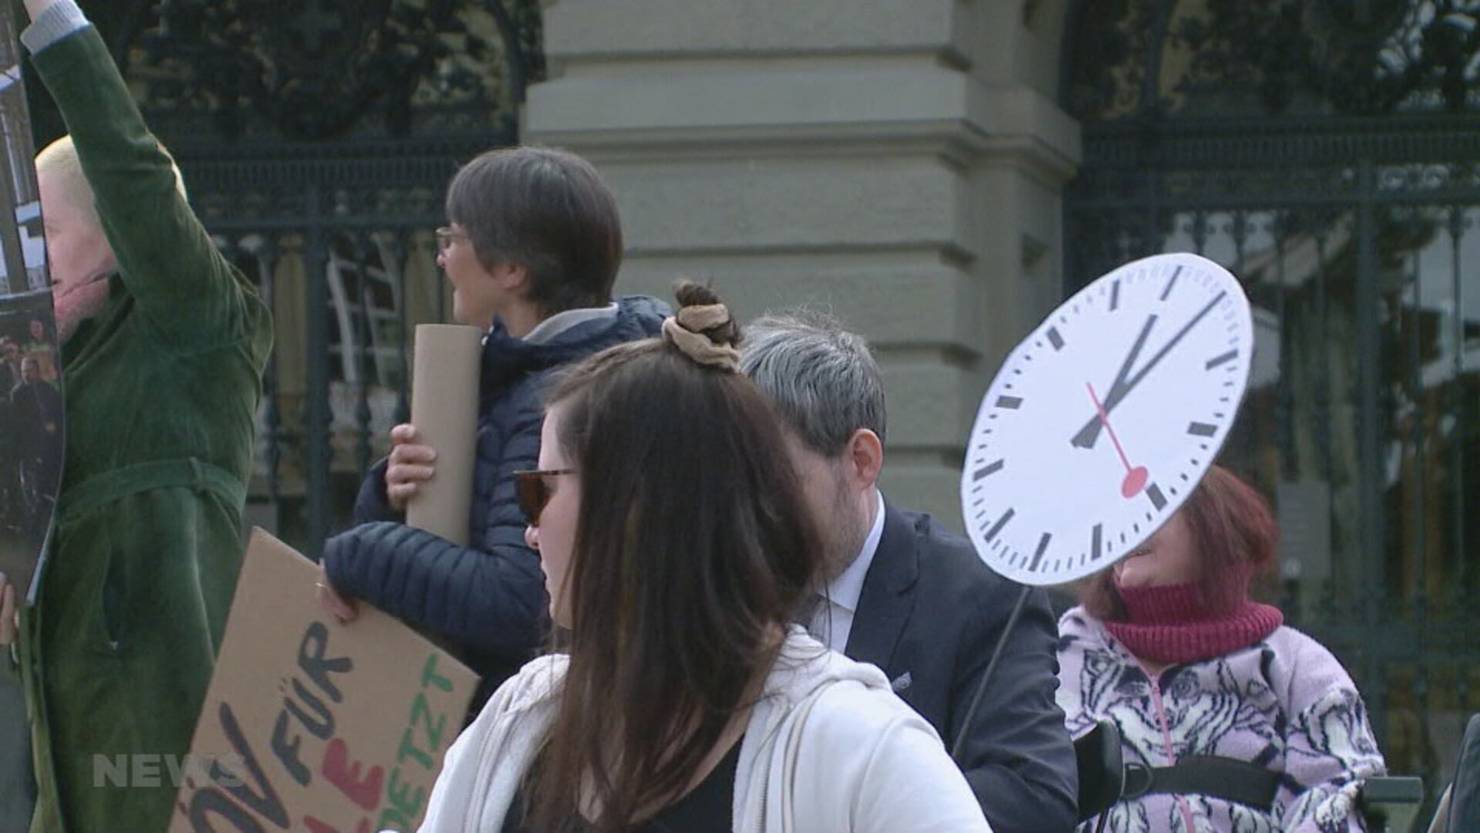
left=416, top=627, right=992, bottom=833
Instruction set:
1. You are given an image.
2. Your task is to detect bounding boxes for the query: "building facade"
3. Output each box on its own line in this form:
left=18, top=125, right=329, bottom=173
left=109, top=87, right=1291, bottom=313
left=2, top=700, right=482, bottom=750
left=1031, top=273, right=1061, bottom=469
left=44, top=0, right=1477, bottom=804
left=521, top=0, right=1479, bottom=794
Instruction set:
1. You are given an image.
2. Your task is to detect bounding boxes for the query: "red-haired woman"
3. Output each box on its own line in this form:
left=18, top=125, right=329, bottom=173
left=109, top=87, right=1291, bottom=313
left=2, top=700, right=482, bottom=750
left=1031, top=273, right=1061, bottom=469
left=1057, top=466, right=1386, bottom=833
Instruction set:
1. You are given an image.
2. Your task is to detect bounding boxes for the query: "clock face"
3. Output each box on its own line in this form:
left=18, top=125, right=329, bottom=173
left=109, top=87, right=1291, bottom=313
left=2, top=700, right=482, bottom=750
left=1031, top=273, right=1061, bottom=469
left=960, top=253, right=1254, bottom=586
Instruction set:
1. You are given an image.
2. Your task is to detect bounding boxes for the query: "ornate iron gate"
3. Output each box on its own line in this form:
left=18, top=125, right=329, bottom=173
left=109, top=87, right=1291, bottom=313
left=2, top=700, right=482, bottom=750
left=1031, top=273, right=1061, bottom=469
left=1063, top=0, right=1480, bottom=800
left=181, top=138, right=500, bottom=554
left=33, top=1, right=544, bottom=555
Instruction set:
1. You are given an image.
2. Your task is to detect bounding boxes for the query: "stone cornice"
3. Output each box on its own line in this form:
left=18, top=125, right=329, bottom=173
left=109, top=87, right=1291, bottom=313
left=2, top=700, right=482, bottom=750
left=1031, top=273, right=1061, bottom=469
left=524, top=69, right=1081, bottom=184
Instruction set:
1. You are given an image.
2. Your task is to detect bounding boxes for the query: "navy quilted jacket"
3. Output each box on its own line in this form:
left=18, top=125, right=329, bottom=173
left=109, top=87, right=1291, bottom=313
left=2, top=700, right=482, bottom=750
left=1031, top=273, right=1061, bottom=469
left=323, top=295, right=667, bottom=699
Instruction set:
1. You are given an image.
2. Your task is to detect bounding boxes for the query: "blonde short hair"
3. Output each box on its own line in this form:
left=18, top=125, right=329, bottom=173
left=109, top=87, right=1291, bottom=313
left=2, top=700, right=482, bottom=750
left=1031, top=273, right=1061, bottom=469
left=36, top=134, right=188, bottom=227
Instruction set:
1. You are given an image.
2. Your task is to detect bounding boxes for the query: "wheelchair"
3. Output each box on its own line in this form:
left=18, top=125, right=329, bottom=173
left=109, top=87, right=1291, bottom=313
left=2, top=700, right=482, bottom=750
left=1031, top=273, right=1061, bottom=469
left=1072, top=715, right=1475, bottom=833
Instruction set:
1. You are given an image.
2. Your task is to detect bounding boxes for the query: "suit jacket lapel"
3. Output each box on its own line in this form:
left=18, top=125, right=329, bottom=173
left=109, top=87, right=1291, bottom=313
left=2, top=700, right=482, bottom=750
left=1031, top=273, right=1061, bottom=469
left=845, top=500, right=920, bottom=671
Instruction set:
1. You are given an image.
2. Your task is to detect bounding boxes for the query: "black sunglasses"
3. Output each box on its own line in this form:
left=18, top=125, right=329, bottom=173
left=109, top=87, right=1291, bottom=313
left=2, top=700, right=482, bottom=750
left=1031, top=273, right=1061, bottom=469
left=514, top=469, right=576, bottom=526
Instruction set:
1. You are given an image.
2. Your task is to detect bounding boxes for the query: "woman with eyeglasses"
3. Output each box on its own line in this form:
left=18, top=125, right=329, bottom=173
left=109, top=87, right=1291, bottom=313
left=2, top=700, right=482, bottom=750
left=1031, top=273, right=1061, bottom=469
left=417, top=283, right=991, bottom=833
left=319, top=146, right=666, bottom=718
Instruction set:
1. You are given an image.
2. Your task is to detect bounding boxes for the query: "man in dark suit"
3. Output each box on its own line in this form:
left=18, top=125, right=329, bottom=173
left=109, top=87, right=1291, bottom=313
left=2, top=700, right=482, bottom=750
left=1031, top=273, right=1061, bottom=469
left=742, top=310, right=1078, bottom=833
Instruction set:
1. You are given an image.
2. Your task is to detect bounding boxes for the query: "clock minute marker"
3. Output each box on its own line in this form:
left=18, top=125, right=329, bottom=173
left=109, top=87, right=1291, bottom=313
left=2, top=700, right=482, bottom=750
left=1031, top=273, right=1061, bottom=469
left=1206, top=349, right=1238, bottom=370
left=972, top=459, right=1004, bottom=481
left=1029, top=533, right=1051, bottom=571
left=983, top=508, right=1015, bottom=542
left=1145, top=483, right=1167, bottom=510
left=1159, top=265, right=1183, bottom=301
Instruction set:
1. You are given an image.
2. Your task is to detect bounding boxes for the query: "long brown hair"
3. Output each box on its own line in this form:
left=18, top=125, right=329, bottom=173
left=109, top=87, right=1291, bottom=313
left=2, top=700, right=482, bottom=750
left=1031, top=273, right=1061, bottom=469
left=1081, top=465, right=1280, bottom=620
left=527, top=282, right=823, bottom=832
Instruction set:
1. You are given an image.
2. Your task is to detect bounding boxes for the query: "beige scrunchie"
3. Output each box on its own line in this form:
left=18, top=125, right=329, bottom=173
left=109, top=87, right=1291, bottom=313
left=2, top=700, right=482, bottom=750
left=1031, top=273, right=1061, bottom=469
left=662, top=304, right=741, bottom=371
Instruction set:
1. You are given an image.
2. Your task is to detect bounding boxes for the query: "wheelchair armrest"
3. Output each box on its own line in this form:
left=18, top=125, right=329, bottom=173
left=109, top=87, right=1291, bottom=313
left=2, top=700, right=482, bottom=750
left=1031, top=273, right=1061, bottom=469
left=1360, top=776, right=1425, bottom=833
left=1074, top=719, right=1125, bottom=824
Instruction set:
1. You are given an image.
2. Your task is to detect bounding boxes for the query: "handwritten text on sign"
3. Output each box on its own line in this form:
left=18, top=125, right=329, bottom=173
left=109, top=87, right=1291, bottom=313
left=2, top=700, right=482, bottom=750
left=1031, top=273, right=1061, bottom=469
left=170, top=530, right=476, bottom=833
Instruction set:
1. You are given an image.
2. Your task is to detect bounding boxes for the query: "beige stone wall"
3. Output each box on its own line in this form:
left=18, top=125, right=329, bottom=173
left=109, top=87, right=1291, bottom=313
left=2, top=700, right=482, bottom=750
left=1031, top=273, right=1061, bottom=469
left=525, top=0, right=1080, bottom=529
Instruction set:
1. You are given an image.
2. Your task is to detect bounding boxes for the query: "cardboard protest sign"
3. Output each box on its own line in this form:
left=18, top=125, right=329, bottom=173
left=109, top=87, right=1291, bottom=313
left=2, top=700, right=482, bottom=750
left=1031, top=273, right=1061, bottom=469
left=170, top=529, right=476, bottom=833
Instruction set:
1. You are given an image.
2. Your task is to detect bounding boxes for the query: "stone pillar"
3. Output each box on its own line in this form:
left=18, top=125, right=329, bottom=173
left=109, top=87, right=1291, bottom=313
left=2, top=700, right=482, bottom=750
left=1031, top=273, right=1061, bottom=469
left=525, top=0, right=1079, bottom=528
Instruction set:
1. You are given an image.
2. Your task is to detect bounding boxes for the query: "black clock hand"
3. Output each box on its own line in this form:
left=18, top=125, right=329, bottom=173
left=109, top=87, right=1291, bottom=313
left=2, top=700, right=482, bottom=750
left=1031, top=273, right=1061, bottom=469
left=1070, top=315, right=1156, bottom=449
left=1070, top=290, right=1227, bottom=448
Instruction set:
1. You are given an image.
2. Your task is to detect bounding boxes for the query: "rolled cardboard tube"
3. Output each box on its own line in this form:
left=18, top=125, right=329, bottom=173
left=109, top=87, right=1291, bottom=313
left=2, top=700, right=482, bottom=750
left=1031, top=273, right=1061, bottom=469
left=405, top=324, right=482, bottom=545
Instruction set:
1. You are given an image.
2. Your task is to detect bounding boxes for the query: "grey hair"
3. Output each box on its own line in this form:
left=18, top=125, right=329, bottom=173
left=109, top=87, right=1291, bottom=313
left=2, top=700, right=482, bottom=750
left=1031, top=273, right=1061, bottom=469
left=740, top=308, right=886, bottom=457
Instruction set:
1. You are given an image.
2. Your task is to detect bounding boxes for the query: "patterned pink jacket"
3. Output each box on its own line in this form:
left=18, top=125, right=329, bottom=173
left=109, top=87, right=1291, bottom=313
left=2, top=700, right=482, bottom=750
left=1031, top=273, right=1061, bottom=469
left=1057, top=606, right=1386, bottom=833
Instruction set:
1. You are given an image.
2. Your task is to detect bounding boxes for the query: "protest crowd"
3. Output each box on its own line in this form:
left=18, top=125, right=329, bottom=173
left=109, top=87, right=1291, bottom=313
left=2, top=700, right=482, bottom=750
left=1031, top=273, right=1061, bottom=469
left=0, top=1, right=1471, bottom=832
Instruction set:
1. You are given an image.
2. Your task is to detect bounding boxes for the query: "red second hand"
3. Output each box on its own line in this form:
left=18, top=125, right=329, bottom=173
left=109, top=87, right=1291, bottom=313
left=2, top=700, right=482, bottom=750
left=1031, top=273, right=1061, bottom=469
left=1086, top=382, right=1149, bottom=498
left=1086, top=383, right=1132, bottom=472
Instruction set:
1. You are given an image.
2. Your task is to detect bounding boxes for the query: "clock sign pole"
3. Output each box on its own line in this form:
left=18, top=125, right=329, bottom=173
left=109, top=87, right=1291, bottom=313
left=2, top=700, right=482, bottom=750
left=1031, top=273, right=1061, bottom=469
left=949, top=252, right=1254, bottom=759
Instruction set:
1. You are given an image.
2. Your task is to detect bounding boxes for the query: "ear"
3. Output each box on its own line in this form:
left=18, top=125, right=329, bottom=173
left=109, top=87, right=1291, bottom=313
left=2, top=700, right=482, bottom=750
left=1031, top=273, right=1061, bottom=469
left=489, top=260, right=529, bottom=294
left=843, top=428, right=884, bottom=490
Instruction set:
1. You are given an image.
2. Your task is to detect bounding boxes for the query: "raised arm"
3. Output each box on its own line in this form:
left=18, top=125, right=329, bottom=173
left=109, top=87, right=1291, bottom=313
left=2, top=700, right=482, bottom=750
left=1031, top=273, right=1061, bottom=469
left=23, top=0, right=257, bottom=346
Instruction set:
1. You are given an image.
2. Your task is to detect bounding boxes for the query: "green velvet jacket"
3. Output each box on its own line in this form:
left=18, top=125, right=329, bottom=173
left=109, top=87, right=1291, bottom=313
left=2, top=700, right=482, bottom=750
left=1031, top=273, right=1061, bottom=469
left=13, top=25, right=272, bottom=833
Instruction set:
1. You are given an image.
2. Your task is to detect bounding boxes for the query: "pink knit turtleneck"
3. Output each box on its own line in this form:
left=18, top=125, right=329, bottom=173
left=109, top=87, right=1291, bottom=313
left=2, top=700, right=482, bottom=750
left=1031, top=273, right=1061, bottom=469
left=1103, top=582, right=1283, bottom=664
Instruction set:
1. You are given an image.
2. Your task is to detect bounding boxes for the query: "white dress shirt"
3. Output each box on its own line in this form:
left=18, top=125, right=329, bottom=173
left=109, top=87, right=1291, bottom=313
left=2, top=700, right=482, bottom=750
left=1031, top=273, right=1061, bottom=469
left=810, top=490, right=887, bottom=652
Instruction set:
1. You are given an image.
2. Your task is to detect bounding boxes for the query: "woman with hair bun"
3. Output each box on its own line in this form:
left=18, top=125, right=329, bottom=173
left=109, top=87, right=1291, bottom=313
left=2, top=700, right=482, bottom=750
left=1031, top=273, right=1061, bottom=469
left=1057, top=466, right=1387, bottom=833
left=417, top=282, right=991, bottom=833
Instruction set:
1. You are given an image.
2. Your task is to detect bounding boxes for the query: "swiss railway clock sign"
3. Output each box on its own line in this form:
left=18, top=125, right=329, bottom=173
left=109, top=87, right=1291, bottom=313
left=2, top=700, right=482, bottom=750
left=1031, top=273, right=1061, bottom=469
left=960, top=253, right=1254, bottom=586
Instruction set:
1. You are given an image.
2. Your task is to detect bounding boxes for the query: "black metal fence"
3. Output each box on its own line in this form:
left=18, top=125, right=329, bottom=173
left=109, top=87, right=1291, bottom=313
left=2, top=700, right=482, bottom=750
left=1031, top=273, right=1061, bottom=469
left=1066, top=112, right=1480, bottom=801
left=167, top=134, right=509, bottom=555
left=1062, top=0, right=1480, bottom=801
left=100, top=0, right=546, bottom=556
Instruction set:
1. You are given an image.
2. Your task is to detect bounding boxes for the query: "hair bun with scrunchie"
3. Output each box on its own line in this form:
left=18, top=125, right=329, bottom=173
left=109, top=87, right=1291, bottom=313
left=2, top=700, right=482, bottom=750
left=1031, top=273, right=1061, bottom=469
left=662, top=280, right=742, bottom=372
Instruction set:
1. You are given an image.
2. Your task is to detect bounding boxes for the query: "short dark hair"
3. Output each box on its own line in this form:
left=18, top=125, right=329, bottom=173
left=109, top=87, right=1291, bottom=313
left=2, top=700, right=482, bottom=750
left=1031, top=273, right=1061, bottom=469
left=445, top=146, right=623, bottom=315
left=527, top=282, right=823, bottom=832
left=740, top=309, right=887, bottom=456
left=1081, top=465, right=1280, bottom=619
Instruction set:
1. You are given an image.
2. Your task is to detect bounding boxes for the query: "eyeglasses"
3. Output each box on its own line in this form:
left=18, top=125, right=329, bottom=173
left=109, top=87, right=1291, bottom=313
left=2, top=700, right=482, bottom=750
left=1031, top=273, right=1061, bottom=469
left=514, top=469, right=577, bottom=526
left=434, top=226, right=468, bottom=254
